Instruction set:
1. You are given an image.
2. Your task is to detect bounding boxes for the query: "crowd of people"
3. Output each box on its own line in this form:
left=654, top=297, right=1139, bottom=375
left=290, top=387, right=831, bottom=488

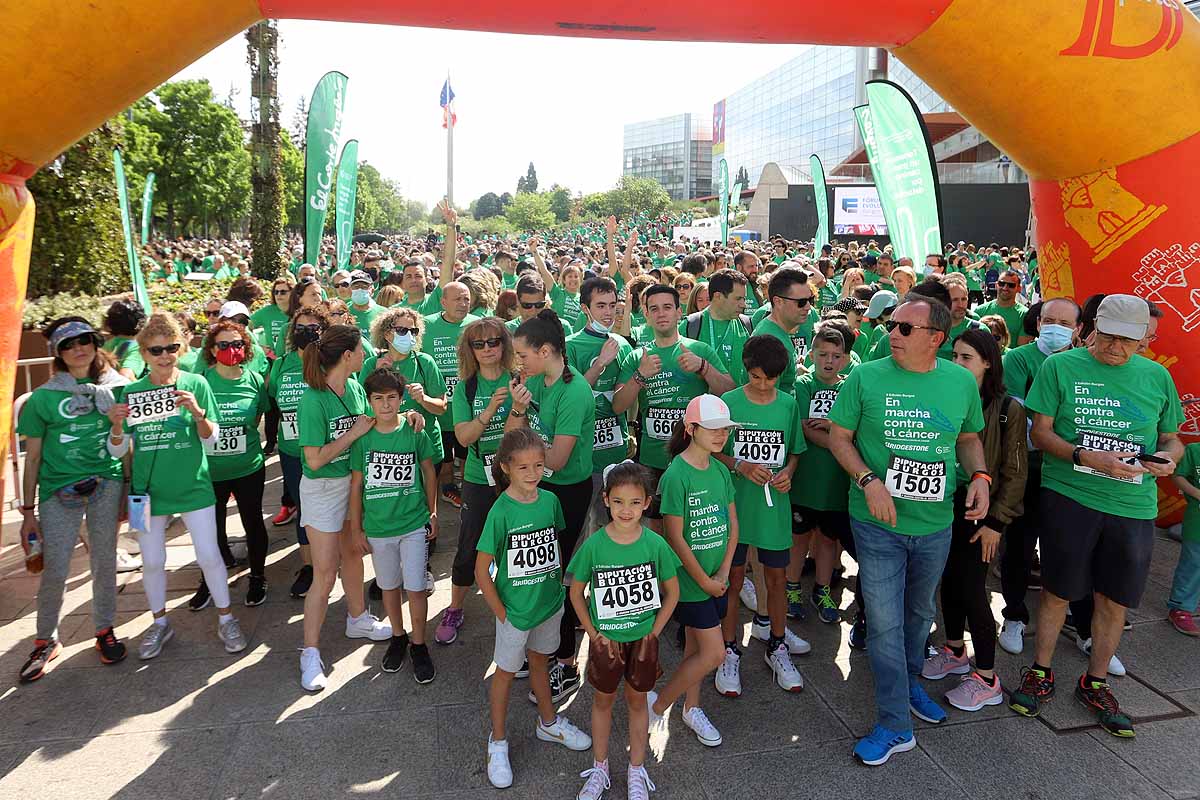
left=13, top=205, right=1199, bottom=798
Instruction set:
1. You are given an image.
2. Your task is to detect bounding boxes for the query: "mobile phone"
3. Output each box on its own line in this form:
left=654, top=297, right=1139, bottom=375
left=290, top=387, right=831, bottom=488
left=1136, top=453, right=1170, bottom=465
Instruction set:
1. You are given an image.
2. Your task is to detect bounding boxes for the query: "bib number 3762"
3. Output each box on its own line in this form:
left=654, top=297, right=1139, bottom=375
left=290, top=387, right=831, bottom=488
left=884, top=455, right=946, bottom=503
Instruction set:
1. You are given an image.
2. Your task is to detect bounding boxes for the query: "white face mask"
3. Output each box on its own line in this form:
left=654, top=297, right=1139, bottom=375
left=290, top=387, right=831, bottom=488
left=351, top=288, right=371, bottom=306
left=588, top=317, right=614, bottom=335
left=391, top=331, right=416, bottom=354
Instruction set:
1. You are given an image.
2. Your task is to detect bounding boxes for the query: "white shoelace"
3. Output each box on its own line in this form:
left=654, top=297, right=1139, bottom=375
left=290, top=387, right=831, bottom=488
left=686, top=707, right=718, bottom=739
left=577, top=765, right=610, bottom=800
left=628, top=765, right=656, bottom=799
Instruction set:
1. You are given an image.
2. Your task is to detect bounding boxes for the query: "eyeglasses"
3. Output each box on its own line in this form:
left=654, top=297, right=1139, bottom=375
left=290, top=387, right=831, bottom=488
left=334, top=281, right=351, bottom=289
left=215, top=340, right=245, bottom=351
left=885, top=320, right=939, bottom=337
left=998, top=281, right=1020, bottom=288
left=147, top=343, right=182, bottom=356
left=1095, top=331, right=1140, bottom=346
left=295, top=323, right=321, bottom=335
left=274, top=289, right=291, bottom=296
left=205, top=309, right=221, bottom=318
left=520, top=300, right=547, bottom=310
left=391, top=325, right=419, bottom=336
left=677, top=283, right=694, bottom=292
left=772, top=294, right=812, bottom=308
left=470, top=337, right=504, bottom=350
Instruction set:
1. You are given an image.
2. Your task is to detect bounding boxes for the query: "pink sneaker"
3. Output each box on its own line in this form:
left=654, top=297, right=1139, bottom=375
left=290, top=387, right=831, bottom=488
left=1168, top=609, right=1199, bottom=637
left=921, top=645, right=971, bottom=680
left=435, top=607, right=464, bottom=645
left=945, top=671, right=1004, bottom=712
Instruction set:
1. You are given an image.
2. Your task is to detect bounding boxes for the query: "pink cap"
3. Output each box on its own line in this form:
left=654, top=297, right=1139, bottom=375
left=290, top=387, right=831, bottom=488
left=684, top=394, right=739, bottom=430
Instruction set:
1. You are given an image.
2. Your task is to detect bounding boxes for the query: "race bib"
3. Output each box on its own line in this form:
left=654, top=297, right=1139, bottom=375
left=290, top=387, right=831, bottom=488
left=593, top=415, right=622, bottom=450
left=884, top=455, right=947, bottom=502
left=809, top=389, right=837, bottom=419
left=646, top=407, right=684, bottom=441
left=793, top=337, right=809, bottom=365
left=1074, top=432, right=1144, bottom=485
left=733, top=429, right=785, bottom=467
left=280, top=410, right=299, bottom=441
left=331, top=415, right=355, bottom=440
left=367, top=451, right=416, bottom=488
left=594, top=563, right=661, bottom=621
left=483, top=453, right=498, bottom=487
left=126, top=386, right=178, bottom=426
left=205, top=424, right=247, bottom=456
left=444, top=375, right=459, bottom=401
left=505, top=526, right=560, bottom=579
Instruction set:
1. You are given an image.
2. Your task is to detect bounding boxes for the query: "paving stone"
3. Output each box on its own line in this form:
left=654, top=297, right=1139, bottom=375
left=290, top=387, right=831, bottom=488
left=0, top=665, right=126, bottom=745
left=1088, top=713, right=1200, bottom=799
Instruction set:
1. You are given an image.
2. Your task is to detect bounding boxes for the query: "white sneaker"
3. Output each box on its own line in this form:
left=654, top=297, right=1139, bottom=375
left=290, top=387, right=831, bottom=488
left=750, top=620, right=812, bottom=655
left=346, top=612, right=392, bottom=641
left=714, top=648, right=742, bottom=697
left=138, top=620, right=174, bottom=660
left=576, top=762, right=610, bottom=800
left=299, top=647, right=327, bottom=692
left=681, top=706, right=722, bottom=747
left=646, top=689, right=668, bottom=733
left=115, top=549, right=142, bottom=573
left=627, top=763, right=656, bottom=800
left=765, top=643, right=804, bottom=692
left=218, top=618, right=249, bottom=653
left=426, top=570, right=435, bottom=596
left=487, top=737, right=513, bottom=789
left=998, top=620, right=1026, bottom=655
left=1075, top=635, right=1127, bottom=677
left=536, top=714, right=592, bottom=751
left=739, top=576, right=758, bottom=610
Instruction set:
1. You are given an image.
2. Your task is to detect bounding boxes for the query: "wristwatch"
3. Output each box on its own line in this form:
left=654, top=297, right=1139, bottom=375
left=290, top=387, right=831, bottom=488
left=1071, top=445, right=1085, bottom=466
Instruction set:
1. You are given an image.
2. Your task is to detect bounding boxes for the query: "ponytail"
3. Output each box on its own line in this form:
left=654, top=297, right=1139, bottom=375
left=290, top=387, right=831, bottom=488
left=302, top=324, right=361, bottom=391
left=492, top=427, right=547, bottom=491
left=666, top=420, right=692, bottom=457
left=514, top=309, right=572, bottom=383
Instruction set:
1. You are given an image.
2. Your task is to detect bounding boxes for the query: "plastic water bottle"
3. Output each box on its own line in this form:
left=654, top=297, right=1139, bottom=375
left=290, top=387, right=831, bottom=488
left=25, top=530, right=43, bottom=575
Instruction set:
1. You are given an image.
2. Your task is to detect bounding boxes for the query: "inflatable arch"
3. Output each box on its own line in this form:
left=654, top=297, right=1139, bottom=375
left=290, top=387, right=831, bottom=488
left=3, top=0, right=1199, bottom=513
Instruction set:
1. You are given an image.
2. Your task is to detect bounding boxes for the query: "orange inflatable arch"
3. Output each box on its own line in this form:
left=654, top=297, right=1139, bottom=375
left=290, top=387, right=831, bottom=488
left=3, top=0, right=1199, bottom=516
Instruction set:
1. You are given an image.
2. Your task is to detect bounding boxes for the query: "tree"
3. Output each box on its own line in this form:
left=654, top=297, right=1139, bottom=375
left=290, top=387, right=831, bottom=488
left=516, top=162, right=538, bottom=194
left=291, top=95, right=308, bottom=150
left=499, top=192, right=513, bottom=209
left=735, top=165, right=749, bottom=188
left=247, top=20, right=282, bottom=278
left=279, top=129, right=305, bottom=230
left=472, top=191, right=503, bottom=219
left=548, top=185, right=571, bottom=223
left=504, top=191, right=555, bottom=231
left=608, top=175, right=670, bottom=218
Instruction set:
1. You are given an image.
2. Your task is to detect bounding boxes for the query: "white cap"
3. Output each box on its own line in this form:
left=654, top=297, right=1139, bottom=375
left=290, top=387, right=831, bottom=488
left=219, top=301, right=250, bottom=320
left=684, top=394, right=739, bottom=430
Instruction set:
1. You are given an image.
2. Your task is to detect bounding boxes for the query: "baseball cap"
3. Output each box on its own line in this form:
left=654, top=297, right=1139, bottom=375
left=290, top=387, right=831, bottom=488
left=1094, top=294, right=1149, bottom=341
left=219, top=301, right=251, bottom=321
left=865, top=290, right=899, bottom=319
left=349, top=270, right=373, bottom=286
left=861, top=254, right=878, bottom=268
left=684, top=394, right=739, bottom=430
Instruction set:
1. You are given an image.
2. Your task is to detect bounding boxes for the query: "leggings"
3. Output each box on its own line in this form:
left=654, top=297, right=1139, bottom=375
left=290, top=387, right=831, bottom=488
left=1001, top=454, right=1042, bottom=624
left=543, top=477, right=594, bottom=661
left=940, top=491, right=997, bottom=670
left=213, top=467, right=269, bottom=578
left=140, top=506, right=230, bottom=612
left=453, top=480, right=499, bottom=588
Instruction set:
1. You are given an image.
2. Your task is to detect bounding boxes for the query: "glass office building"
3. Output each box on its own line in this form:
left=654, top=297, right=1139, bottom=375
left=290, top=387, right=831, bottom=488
left=622, top=113, right=713, bottom=200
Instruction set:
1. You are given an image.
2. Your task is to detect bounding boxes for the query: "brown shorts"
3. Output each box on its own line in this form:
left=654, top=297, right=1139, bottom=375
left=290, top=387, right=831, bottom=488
left=586, top=634, right=662, bottom=694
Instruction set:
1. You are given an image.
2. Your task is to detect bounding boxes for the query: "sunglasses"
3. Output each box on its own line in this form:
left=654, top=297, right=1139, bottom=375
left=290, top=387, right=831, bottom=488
left=334, top=281, right=351, bottom=289
left=677, top=283, right=694, bottom=291
left=470, top=337, right=504, bottom=350
left=274, top=289, right=291, bottom=296
left=58, top=334, right=94, bottom=351
left=147, top=343, right=182, bottom=356
left=215, top=340, right=245, bottom=351
left=391, top=325, right=419, bottom=336
left=998, top=281, right=1019, bottom=288
left=520, top=300, right=547, bottom=310
left=886, top=320, right=938, bottom=337
left=205, top=309, right=221, bottom=318
left=772, top=294, right=812, bottom=308
left=295, top=324, right=321, bottom=335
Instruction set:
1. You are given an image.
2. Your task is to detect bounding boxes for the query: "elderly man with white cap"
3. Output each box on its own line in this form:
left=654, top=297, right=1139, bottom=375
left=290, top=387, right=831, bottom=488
left=1009, top=294, right=1184, bottom=738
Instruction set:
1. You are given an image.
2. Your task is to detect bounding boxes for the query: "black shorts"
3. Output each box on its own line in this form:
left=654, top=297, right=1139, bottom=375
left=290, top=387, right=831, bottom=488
left=673, top=594, right=728, bottom=629
left=1039, top=488, right=1154, bottom=609
left=793, top=504, right=856, bottom=559
left=441, top=430, right=467, bottom=466
left=642, top=465, right=666, bottom=520
left=732, top=543, right=790, bottom=569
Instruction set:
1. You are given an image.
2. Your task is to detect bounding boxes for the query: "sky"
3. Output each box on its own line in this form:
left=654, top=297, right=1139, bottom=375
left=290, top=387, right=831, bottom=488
left=172, top=21, right=805, bottom=209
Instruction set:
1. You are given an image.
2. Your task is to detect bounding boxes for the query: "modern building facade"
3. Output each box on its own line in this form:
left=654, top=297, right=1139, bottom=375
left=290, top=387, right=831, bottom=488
left=622, top=113, right=712, bottom=200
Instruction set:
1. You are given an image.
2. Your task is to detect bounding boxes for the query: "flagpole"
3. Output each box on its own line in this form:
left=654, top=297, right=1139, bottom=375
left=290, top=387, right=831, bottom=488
left=446, top=72, right=454, bottom=207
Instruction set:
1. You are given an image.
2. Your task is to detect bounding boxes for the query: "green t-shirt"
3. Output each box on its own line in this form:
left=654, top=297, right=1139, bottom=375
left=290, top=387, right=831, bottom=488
left=351, top=421, right=435, bottom=537
left=398, top=286, right=444, bottom=316
left=1002, top=342, right=1050, bottom=401
left=791, top=372, right=851, bottom=512
left=721, top=387, right=806, bottom=551
left=124, top=371, right=219, bottom=515
left=506, top=315, right=573, bottom=338
left=250, top=304, right=291, bottom=354
left=201, top=367, right=268, bottom=482
left=828, top=358, right=984, bottom=535
left=565, top=329, right=634, bottom=473
left=751, top=317, right=808, bottom=395
left=360, top=351, right=447, bottom=463
left=658, top=456, right=736, bottom=603
left=525, top=367, right=596, bottom=485
left=817, top=283, right=840, bottom=310
left=1025, top=347, right=1183, bottom=520
left=1174, top=443, right=1200, bottom=542
left=568, top=526, right=681, bottom=642
left=298, top=380, right=368, bottom=479
left=550, top=284, right=586, bottom=332
left=477, top=490, right=567, bottom=631
left=17, top=378, right=125, bottom=496
left=939, top=318, right=985, bottom=360
left=617, top=337, right=728, bottom=470
left=268, top=350, right=307, bottom=458
left=501, top=272, right=519, bottom=290
left=451, top=371, right=513, bottom=486
left=681, top=312, right=750, bottom=386
left=103, top=336, right=146, bottom=379
left=422, top=312, right=479, bottom=427
left=349, top=301, right=385, bottom=338
left=975, top=300, right=1028, bottom=347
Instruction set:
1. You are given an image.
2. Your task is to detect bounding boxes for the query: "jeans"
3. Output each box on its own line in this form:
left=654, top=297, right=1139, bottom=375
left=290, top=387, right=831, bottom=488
left=1168, top=538, right=1200, bottom=613
left=279, top=452, right=307, bottom=546
left=852, top=517, right=953, bottom=733
left=36, top=477, right=123, bottom=640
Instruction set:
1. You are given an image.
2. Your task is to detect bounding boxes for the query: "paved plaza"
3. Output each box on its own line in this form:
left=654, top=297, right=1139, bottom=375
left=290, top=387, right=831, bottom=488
left=0, top=457, right=1197, bottom=800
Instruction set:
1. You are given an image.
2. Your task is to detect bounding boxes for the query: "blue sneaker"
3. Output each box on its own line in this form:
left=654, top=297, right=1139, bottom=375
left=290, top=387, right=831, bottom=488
left=812, top=585, right=840, bottom=624
left=848, top=613, right=867, bottom=650
left=909, top=683, right=947, bottom=724
left=786, top=587, right=808, bottom=621
left=853, top=724, right=916, bottom=766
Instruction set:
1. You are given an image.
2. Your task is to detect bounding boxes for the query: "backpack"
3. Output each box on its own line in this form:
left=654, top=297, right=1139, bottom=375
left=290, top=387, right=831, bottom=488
left=685, top=311, right=752, bottom=341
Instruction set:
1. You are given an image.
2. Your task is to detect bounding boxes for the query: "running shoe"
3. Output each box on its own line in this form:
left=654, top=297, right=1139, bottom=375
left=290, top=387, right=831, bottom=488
left=346, top=612, right=392, bottom=641
left=19, top=638, right=61, bottom=683
left=998, top=619, right=1026, bottom=655
left=435, top=607, right=464, bottom=645
left=738, top=576, right=758, bottom=610
left=289, top=564, right=313, bottom=598
left=921, top=645, right=971, bottom=680
left=909, top=683, right=947, bottom=724
left=714, top=647, right=742, bottom=697
left=812, top=584, right=840, bottom=624
left=219, top=618, right=249, bottom=654
left=576, top=762, right=610, bottom=800
left=853, top=725, right=915, bottom=766
left=681, top=706, right=722, bottom=746
left=300, top=646, right=326, bottom=691
left=411, top=642, right=436, bottom=684
left=945, top=672, right=1004, bottom=712
left=528, top=662, right=581, bottom=704
left=272, top=505, right=297, bottom=526
left=138, top=621, right=174, bottom=660
left=536, top=714, right=592, bottom=751
left=849, top=612, right=867, bottom=650
left=1009, top=665, right=1055, bottom=717
left=487, top=736, right=513, bottom=789
left=1169, top=609, right=1199, bottom=636
left=426, top=570, right=435, bottom=597
left=786, top=586, right=808, bottom=621
left=94, top=627, right=127, bottom=665
left=750, top=622, right=812, bottom=655
left=115, top=549, right=142, bottom=573
left=627, top=764, right=656, bottom=800
left=1075, top=635, right=1126, bottom=677
left=188, top=577, right=211, bottom=612
left=441, top=484, right=463, bottom=509
left=245, top=576, right=267, bottom=607
left=1076, top=675, right=1135, bottom=738
left=765, top=642, right=804, bottom=692
left=382, top=633, right=409, bottom=673
left=515, top=659, right=530, bottom=679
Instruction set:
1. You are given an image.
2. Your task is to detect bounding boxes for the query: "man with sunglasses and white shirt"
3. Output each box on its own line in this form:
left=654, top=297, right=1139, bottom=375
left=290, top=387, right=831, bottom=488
left=749, top=268, right=816, bottom=396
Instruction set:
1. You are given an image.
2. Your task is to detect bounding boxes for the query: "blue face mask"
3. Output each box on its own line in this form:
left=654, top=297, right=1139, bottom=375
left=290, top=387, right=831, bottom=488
left=351, top=288, right=371, bottom=306
left=1038, top=323, right=1074, bottom=353
left=588, top=317, right=613, bottom=335
left=391, top=331, right=416, bottom=354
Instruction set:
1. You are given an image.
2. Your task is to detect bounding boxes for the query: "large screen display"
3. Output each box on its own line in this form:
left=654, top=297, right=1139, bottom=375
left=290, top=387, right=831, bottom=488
left=832, top=186, right=888, bottom=236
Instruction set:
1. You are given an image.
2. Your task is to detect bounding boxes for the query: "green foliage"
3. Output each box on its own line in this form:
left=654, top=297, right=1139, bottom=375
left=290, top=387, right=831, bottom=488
left=22, top=294, right=108, bottom=331
left=471, top=191, right=504, bottom=219
left=548, top=185, right=571, bottom=223
left=735, top=165, right=749, bottom=188
left=504, top=192, right=555, bottom=231
left=280, top=129, right=305, bottom=230
left=455, top=215, right=514, bottom=238
left=516, top=162, right=539, bottom=194
left=609, top=175, right=670, bottom=218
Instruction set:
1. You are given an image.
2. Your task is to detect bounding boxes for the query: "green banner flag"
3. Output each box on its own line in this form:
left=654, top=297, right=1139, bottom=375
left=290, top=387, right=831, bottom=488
left=854, top=105, right=902, bottom=258
left=809, top=154, right=829, bottom=255
left=860, top=81, right=944, bottom=264
left=113, top=149, right=150, bottom=313
left=304, top=71, right=349, bottom=267
left=335, top=139, right=359, bottom=271
left=140, top=172, right=155, bottom=243
left=717, top=158, right=729, bottom=246
left=728, top=180, right=743, bottom=235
